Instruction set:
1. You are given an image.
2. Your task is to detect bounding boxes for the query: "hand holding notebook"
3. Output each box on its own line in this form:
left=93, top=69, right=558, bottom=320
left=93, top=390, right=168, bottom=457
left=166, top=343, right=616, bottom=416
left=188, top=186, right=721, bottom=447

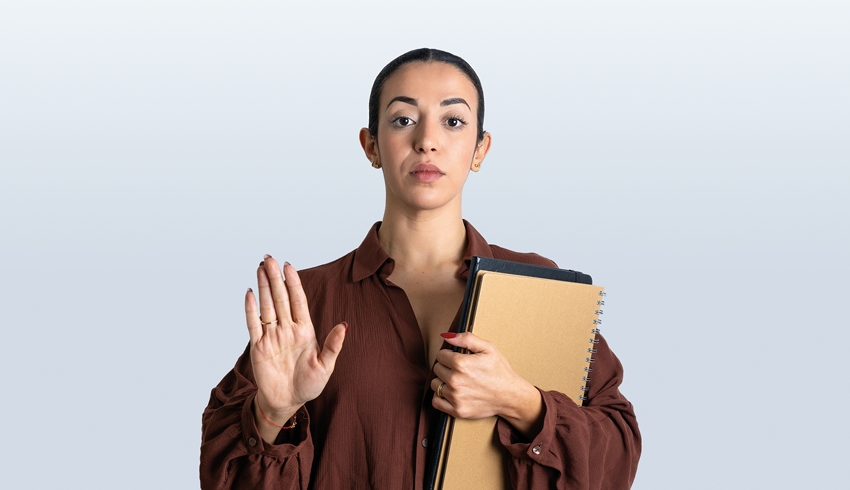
left=431, top=331, right=546, bottom=439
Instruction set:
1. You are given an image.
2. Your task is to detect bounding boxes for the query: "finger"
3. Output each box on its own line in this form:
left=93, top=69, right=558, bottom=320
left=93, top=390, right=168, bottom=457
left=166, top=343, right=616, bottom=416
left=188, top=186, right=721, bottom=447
left=318, top=322, right=348, bottom=371
left=442, top=332, right=491, bottom=354
left=263, top=255, right=294, bottom=325
left=431, top=390, right=455, bottom=416
left=435, top=348, right=463, bottom=370
left=282, top=262, right=311, bottom=324
left=257, top=263, right=277, bottom=326
left=430, top=377, right=454, bottom=407
left=430, top=376, right=449, bottom=394
left=244, top=288, right=263, bottom=343
left=433, top=362, right=453, bottom=384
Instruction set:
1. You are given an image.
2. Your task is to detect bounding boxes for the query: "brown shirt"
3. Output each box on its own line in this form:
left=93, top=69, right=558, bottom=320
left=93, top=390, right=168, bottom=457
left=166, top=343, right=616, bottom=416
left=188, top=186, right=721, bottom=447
left=200, top=221, right=641, bottom=489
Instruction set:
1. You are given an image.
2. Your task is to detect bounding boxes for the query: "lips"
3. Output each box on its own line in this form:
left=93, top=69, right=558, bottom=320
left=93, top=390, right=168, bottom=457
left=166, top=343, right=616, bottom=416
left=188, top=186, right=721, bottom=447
left=410, top=163, right=444, bottom=183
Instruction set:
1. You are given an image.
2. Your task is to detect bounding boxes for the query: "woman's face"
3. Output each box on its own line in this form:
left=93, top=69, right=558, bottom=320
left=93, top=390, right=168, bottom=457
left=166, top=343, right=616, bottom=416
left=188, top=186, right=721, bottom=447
left=361, top=61, right=491, bottom=214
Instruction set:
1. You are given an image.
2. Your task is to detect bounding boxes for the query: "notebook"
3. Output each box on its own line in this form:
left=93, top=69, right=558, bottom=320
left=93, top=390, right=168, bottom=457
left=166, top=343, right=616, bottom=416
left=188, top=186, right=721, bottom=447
left=425, top=257, right=604, bottom=490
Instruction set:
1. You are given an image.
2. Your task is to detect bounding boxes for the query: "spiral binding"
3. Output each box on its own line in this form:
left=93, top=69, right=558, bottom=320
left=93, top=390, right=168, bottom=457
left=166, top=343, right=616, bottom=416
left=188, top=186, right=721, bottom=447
left=580, top=289, right=605, bottom=404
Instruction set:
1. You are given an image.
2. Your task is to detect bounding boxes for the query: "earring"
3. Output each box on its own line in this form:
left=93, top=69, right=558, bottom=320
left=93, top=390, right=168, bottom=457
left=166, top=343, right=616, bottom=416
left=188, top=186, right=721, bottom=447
left=371, top=159, right=381, bottom=169
left=473, top=162, right=481, bottom=169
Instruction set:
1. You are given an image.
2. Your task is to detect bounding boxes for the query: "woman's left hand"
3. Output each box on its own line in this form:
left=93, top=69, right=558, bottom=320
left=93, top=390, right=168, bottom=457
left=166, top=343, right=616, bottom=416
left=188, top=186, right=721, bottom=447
left=431, top=332, right=545, bottom=439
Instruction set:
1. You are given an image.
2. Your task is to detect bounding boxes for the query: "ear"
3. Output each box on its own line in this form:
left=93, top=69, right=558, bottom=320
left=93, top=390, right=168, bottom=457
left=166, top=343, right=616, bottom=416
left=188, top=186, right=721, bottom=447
left=470, top=131, right=492, bottom=172
left=359, top=128, right=379, bottom=165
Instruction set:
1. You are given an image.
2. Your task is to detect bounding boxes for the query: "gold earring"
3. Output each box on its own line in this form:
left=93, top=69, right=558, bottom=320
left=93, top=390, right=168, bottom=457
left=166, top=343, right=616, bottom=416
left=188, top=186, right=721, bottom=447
left=473, top=162, right=481, bottom=169
left=371, top=159, right=381, bottom=169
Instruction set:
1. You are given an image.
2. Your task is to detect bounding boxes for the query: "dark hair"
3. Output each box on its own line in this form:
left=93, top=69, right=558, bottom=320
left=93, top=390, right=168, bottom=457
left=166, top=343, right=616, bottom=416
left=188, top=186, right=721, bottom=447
left=368, top=48, right=485, bottom=142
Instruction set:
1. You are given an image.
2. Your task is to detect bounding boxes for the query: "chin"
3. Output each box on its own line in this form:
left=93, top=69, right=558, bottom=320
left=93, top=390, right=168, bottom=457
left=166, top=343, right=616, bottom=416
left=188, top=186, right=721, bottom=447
left=386, top=183, right=463, bottom=213
left=404, top=194, right=460, bottom=213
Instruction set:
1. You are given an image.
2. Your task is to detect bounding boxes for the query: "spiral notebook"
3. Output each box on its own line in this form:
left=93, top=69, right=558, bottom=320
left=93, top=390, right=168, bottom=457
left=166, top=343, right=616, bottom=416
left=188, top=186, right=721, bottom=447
left=424, top=257, right=604, bottom=490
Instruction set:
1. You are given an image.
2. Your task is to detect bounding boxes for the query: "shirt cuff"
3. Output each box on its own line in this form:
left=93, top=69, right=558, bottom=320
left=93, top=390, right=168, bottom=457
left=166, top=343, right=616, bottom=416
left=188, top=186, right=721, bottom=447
left=240, top=394, right=310, bottom=457
left=496, top=389, right=574, bottom=466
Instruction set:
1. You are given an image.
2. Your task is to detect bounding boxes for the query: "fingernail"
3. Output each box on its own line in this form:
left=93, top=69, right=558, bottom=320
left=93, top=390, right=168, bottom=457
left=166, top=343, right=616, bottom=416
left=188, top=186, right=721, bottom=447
left=284, top=261, right=291, bottom=267
left=247, top=287, right=253, bottom=293
left=264, top=254, right=272, bottom=259
left=342, top=321, right=349, bottom=333
left=259, top=261, right=264, bottom=267
left=440, top=332, right=457, bottom=339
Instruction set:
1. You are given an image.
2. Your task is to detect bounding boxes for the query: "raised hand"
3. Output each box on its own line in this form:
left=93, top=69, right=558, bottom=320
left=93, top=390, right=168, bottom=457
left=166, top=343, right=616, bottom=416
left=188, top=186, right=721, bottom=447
left=244, top=255, right=347, bottom=439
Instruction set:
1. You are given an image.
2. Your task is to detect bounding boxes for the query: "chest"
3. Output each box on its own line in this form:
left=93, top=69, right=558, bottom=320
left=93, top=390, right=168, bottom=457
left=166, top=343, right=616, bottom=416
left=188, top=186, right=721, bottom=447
left=389, top=270, right=466, bottom=367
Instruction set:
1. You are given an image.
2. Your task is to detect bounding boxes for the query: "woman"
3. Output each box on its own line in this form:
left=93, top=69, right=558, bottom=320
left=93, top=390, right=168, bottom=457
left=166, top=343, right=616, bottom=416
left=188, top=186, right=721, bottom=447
left=200, top=48, right=640, bottom=489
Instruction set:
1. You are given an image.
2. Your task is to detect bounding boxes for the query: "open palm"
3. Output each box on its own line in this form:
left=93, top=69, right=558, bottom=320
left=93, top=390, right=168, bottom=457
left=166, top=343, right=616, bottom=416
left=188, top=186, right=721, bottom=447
left=245, top=256, right=347, bottom=422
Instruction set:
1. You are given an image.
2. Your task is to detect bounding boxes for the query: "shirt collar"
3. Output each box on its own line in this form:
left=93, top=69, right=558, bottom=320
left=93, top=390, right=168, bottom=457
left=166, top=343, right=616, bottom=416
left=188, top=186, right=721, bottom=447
left=351, top=220, right=495, bottom=282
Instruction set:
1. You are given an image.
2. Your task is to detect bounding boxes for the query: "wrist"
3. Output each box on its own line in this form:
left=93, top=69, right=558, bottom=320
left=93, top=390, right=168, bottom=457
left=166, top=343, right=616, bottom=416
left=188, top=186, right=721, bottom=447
left=500, top=381, right=544, bottom=439
left=253, top=393, right=299, bottom=429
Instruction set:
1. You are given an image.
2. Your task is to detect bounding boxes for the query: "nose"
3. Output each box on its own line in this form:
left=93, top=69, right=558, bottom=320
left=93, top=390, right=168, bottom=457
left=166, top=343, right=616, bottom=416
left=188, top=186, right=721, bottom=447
left=414, top=117, right=439, bottom=153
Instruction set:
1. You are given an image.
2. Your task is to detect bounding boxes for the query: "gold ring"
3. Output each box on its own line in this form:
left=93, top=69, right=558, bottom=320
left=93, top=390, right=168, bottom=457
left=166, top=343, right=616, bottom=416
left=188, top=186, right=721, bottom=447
left=260, top=318, right=279, bottom=326
left=436, top=382, right=446, bottom=399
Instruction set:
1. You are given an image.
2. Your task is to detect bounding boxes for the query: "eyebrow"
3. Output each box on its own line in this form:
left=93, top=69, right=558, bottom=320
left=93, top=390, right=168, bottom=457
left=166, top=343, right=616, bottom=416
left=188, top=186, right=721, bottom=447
left=440, top=97, right=470, bottom=110
left=386, top=96, right=417, bottom=110
left=385, top=96, right=471, bottom=111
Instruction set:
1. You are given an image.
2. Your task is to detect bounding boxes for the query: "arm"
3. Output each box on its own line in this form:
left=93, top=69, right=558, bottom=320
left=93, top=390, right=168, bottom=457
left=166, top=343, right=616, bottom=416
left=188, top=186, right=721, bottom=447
left=497, top=334, right=641, bottom=490
left=200, top=257, right=348, bottom=489
left=432, top=333, right=639, bottom=489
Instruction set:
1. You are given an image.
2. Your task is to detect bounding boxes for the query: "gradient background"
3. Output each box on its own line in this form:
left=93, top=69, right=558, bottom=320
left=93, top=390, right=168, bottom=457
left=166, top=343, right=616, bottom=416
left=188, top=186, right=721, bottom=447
left=1, top=1, right=848, bottom=488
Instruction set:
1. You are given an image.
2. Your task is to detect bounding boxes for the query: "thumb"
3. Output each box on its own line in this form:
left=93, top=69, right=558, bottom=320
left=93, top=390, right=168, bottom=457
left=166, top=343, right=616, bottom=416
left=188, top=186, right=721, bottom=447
left=441, top=331, right=491, bottom=354
left=319, top=322, right=348, bottom=370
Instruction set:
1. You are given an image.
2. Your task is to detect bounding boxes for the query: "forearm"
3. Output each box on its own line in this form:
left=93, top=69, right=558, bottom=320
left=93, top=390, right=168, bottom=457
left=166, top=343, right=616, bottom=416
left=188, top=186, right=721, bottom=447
left=498, top=390, right=640, bottom=490
left=200, top=347, right=315, bottom=489
left=498, top=334, right=641, bottom=489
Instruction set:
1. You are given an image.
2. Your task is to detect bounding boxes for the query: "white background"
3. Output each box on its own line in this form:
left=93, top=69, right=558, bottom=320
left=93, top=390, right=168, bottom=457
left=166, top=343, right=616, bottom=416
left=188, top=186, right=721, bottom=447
left=1, top=1, right=848, bottom=488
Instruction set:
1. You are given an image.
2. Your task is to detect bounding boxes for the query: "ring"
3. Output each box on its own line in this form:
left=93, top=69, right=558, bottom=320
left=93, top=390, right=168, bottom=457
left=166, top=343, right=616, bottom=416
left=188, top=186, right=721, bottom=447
left=436, top=382, right=446, bottom=399
left=260, top=318, right=279, bottom=326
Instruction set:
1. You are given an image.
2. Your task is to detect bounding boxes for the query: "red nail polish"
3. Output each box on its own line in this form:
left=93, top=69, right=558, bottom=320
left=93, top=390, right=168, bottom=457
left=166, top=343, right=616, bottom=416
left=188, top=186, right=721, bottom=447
left=342, top=321, right=349, bottom=333
left=440, top=332, right=457, bottom=339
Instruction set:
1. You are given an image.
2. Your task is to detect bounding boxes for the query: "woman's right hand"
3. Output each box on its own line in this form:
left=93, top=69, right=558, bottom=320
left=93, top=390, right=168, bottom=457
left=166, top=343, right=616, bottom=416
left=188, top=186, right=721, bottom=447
left=244, top=255, right=347, bottom=437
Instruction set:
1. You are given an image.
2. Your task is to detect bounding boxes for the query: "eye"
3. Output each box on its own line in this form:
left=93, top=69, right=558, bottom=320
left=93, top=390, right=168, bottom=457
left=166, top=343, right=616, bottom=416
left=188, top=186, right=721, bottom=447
left=445, top=117, right=466, bottom=128
left=392, top=116, right=414, bottom=127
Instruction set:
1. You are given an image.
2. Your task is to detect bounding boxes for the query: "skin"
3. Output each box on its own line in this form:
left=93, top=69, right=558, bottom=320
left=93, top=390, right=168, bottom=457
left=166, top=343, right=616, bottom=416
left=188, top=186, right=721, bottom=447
left=247, top=61, right=544, bottom=445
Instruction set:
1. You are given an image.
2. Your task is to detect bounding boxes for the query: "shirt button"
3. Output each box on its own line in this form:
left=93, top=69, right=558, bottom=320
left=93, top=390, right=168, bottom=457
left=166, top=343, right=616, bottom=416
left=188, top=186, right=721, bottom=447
left=532, top=444, right=541, bottom=455
left=248, top=437, right=257, bottom=447
left=421, top=438, right=428, bottom=448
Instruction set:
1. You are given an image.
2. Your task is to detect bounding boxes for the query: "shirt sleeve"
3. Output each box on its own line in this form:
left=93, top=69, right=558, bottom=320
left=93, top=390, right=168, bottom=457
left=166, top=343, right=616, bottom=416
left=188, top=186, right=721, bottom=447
left=200, top=345, right=314, bottom=490
left=496, top=334, right=641, bottom=489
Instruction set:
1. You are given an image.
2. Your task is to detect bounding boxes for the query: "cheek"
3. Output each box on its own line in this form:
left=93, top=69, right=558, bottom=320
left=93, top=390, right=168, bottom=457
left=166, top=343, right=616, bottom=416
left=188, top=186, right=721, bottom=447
left=448, top=136, right=478, bottom=161
left=377, top=132, right=408, bottom=159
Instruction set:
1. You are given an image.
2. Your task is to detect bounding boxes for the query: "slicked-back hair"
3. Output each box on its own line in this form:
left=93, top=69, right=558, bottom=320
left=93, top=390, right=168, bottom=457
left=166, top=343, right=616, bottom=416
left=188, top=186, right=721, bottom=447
left=368, top=48, right=485, bottom=142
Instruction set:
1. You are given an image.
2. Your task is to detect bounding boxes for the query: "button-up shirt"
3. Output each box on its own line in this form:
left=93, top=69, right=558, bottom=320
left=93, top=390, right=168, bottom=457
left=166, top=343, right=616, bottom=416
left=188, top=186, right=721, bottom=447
left=201, top=221, right=641, bottom=489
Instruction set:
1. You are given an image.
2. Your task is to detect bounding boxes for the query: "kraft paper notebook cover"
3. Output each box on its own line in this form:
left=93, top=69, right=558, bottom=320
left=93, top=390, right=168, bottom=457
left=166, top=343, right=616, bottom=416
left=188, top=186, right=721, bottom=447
left=424, top=257, right=604, bottom=490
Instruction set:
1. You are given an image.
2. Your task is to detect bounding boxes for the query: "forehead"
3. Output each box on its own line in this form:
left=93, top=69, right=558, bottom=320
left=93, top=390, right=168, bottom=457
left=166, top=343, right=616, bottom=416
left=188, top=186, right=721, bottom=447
left=381, top=61, right=478, bottom=110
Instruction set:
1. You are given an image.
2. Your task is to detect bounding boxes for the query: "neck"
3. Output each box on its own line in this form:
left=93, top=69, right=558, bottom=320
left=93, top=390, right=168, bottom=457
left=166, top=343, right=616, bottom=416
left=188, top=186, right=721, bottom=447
left=379, top=204, right=467, bottom=272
